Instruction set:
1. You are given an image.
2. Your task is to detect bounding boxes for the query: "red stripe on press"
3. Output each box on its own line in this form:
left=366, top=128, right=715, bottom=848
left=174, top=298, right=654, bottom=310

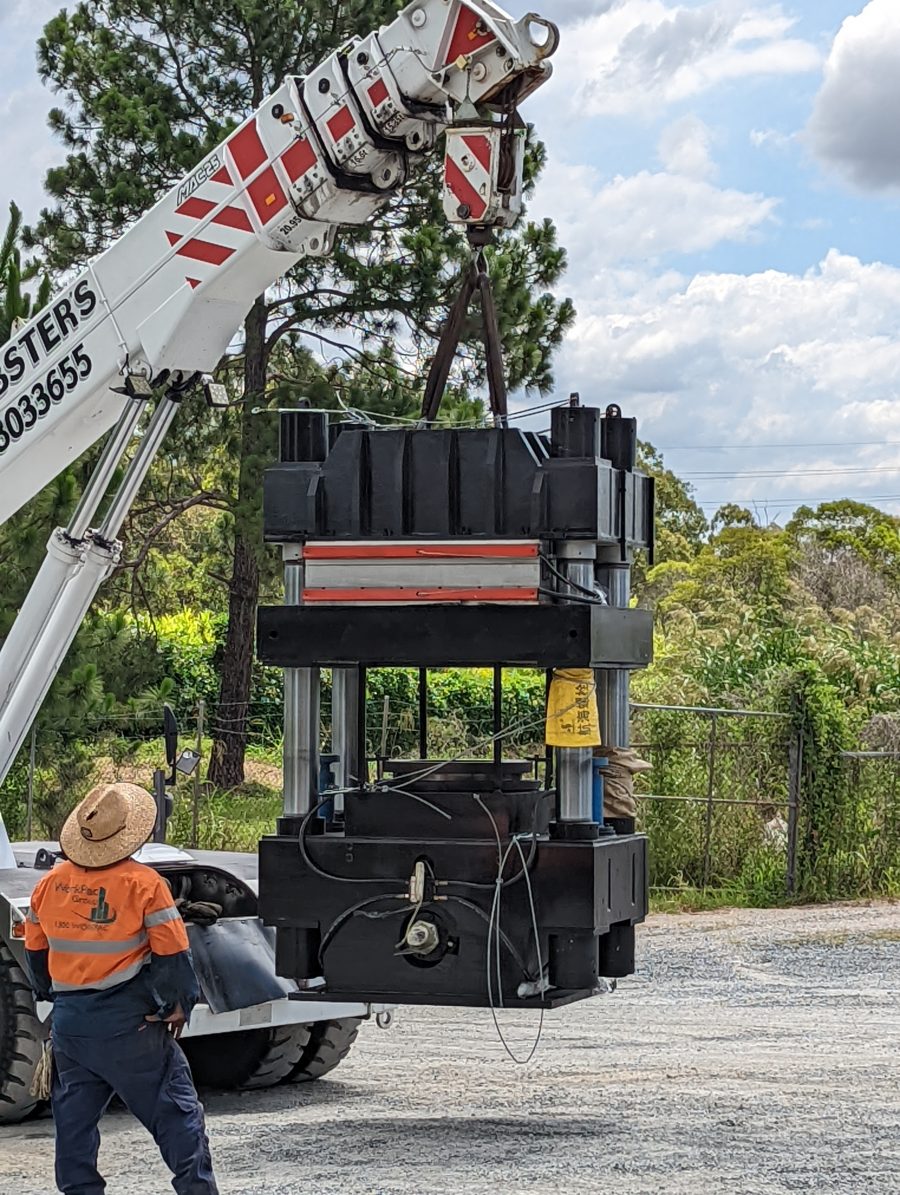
left=246, top=168, right=288, bottom=223
left=463, top=134, right=492, bottom=174
left=166, top=230, right=182, bottom=246
left=281, top=138, right=317, bottom=182
left=444, top=158, right=487, bottom=220
left=174, top=238, right=235, bottom=266
left=368, top=78, right=389, bottom=108
left=445, top=6, right=496, bottom=64
left=304, top=543, right=539, bottom=560
left=302, top=588, right=538, bottom=604
left=187, top=278, right=202, bottom=289
left=211, top=166, right=233, bottom=185
left=327, top=105, right=355, bottom=142
left=229, top=122, right=267, bottom=180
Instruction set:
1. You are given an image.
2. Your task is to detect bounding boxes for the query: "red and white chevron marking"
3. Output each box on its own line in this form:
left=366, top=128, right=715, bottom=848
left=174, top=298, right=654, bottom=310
left=165, top=161, right=254, bottom=289
left=444, top=132, right=493, bottom=222
left=444, top=5, right=496, bottom=65
left=165, top=117, right=326, bottom=287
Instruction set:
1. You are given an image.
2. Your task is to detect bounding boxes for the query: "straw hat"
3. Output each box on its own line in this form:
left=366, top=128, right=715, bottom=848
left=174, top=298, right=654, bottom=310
left=60, top=783, right=157, bottom=869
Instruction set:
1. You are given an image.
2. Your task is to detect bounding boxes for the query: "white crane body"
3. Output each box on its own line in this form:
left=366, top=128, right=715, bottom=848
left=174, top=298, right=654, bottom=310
left=0, top=0, right=557, bottom=802
left=0, top=2, right=558, bottom=1113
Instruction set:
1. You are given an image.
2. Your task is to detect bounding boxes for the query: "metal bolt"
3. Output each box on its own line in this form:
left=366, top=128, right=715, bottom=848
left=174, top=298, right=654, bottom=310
left=411, top=8, right=426, bottom=28
left=472, top=62, right=487, bottom=83
left=406, top=920, right=440, bottom=953
left=318, top=78, right=330, bottom=94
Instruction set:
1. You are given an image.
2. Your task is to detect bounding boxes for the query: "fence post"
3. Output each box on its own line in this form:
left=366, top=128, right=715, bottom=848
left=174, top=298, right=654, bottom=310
left=702, top=713, right=719, bottom=889
left=786, top=729, right=803, bottom=897
left=25, top=724, right=37, bottom=840
left=377, top=695, right=390, bottom=781
left=192, top=700, right=205, bottom=850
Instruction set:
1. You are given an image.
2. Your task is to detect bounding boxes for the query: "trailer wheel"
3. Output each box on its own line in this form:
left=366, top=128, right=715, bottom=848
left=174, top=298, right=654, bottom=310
left=0, top=942, right=43, bottom=1124
left=286, top=1017, right=362, bottom=1083
left=182, top=1023, right=312, bottom=1091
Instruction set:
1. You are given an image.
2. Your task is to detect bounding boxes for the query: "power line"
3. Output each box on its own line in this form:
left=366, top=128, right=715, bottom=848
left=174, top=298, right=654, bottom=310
left=682, top=466, right=900, bottom=480
left=658, top=440, right=900, bottom=452
left=694, top=494, right=900, bottom=508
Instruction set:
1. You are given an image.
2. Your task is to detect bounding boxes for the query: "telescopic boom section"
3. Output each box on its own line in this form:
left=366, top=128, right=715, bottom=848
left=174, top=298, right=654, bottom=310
left=0, top=2, right=558, bottom=817
left=0, top=0, right=556, bottom=523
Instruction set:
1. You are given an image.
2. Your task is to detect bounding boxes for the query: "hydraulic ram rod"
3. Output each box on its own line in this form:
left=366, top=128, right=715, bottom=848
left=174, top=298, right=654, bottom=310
left=0, top=397, right=179, bottom=783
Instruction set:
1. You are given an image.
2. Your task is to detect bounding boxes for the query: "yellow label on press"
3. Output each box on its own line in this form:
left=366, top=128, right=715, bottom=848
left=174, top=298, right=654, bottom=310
left=545, top=668, right=601, bottom=747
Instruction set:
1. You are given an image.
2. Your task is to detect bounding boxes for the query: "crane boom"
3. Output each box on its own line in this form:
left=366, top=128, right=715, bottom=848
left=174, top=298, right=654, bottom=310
left=0, top=1, right=558, bottom=841
left=0, top=0, right=556, bottom=523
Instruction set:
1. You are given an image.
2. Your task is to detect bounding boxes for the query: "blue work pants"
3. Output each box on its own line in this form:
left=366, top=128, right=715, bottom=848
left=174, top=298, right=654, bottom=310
left=51, top=1021, right=218, bottom=1195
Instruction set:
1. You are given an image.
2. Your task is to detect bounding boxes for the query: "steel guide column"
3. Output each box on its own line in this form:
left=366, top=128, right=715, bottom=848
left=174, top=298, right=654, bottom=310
left=556, top=543, right=597, bottom=825
left=332, top=667, right=361, bottom=792
left=596, top=548, right=632, bottom=751
left=283, top=545, right=320, bottom=816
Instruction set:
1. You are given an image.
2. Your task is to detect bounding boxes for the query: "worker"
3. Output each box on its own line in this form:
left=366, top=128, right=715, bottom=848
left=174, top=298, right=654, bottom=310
left=24, top=782, right=219, bottom=1195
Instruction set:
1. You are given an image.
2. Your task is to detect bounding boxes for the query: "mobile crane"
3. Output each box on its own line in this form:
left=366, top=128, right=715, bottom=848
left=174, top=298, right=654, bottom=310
left=0, top=0, right=653, bottom=1119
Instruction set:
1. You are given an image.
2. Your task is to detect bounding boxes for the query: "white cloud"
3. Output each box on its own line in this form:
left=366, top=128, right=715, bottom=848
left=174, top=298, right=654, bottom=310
left=530, top=159, right=777, bottom=274
left=536, top=251, right=900, bottom=508
left=809, top=0, right=900, bottom=191
left=0, top=1, right=60, bottom=226
left=658, top=115, right=715, bottom=178
left=551, top=0, right=821, bottom=119
left=750, top=127, right=793, bottom=151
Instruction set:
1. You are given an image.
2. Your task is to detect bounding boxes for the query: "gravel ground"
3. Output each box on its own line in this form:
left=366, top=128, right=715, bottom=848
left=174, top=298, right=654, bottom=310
left=3, top=902, right=900, bottom=1195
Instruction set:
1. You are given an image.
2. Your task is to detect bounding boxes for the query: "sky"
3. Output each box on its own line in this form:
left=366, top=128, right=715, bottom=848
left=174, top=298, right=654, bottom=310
left=2, top=0, right=900, bottom=523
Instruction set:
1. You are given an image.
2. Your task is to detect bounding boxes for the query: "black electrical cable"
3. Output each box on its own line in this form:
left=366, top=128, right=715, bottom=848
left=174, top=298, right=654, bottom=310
left=317, top=894, right=409, bottom=968
left=315, top=893, right=531, bottom=979
left=438, top=895, right=535, bottom=981
left=372, top=783, right=453, bottom=821
left=539, top=554, right=604, bottom=601
left=439, top=791, right=553, bottom=892
left=539, top=586, right=608, bottom=608
left=298, top=784, right=453, bottom=884
left=297, top=799, right=399, bottom=885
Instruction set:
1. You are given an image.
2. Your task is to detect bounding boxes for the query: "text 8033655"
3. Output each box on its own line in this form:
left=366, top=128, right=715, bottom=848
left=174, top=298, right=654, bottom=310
left=0, top=344, right=93, bottom=455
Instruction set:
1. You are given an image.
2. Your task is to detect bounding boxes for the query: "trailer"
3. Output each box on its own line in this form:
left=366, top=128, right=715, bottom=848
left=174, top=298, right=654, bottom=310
left=0, top=833, right=389, bottom=1122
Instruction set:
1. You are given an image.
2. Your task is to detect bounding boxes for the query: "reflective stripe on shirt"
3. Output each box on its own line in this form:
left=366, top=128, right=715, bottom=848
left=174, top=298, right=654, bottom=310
left=47, top=931, right=149, bottom=955
left=144, top=906, right=181, bottom=928
left=51, top=953, right=151, bottom=993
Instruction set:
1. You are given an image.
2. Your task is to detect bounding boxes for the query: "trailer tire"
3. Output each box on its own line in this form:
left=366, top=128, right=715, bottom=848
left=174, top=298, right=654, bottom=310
left=0, top=942, right=43, bottom=1124
left=238, top=1023, right=312, bottom=1090
left=182, top=1023, right=312, bottom=1092
left=286, top=1017, right=362, bottom=1083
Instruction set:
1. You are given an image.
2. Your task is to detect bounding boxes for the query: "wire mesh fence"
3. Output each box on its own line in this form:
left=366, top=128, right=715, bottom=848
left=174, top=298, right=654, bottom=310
left=0, top=679, right=806, bottom=902
left=805, top=751, right=900, bottom=899
left=631, top=704, right=800, bottom=902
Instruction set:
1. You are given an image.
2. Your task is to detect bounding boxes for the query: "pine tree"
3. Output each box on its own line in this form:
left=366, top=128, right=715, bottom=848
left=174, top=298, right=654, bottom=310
left=30, top=1, right=575, bottom=786
left=0, top=203, right=51, bottom=343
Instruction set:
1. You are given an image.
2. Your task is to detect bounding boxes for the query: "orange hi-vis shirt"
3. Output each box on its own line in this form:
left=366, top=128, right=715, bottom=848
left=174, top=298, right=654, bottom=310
left=25, top=858, right=189, bottom=994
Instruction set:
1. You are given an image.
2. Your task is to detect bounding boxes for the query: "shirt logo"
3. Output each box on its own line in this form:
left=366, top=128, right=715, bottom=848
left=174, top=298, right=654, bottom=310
left=84, top=887, right=117, bottom=926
